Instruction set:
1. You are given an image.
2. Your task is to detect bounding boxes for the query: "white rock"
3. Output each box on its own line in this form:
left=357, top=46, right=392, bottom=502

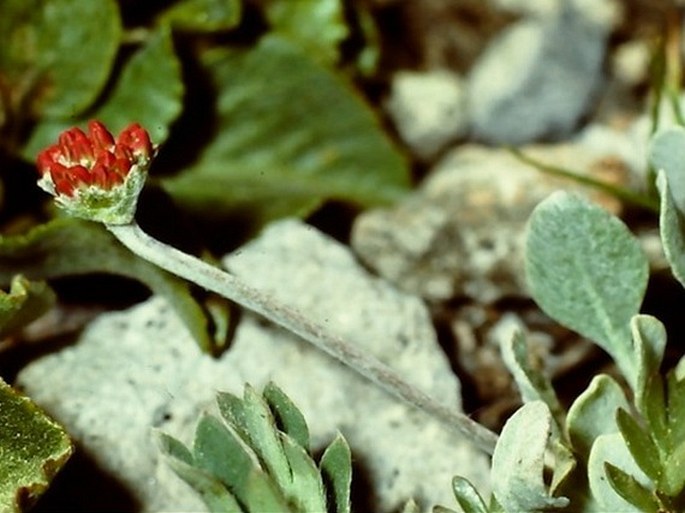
left=467, top=3, right=610, bottom=143
left=18, top=220, right=489, bottom=512
left=386, top=69, right=468, bottom=160
left=352, top=143, right=636, bottom=303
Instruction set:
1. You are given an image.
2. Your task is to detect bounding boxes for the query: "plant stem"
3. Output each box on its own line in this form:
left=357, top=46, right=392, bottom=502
left=107, top=222, right=499, bottom=455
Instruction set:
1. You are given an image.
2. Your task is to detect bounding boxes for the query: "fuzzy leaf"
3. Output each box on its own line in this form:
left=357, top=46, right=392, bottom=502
left=320, top=434, right=352, bottom=513
left=281, top=434, right=327, bottom=511
left=0, top=218, right=213, bottom=352
left=491, top=401, right=569, bottom=512
left=604, top=463, right=661, bottom=513
left=450, top=476, right=489, bottom=513
left=161, top=447, right=242, bottom=513
left=192, top=414, right=258, bottom=505
left=261, top=0, right=349, bottom=65
left=0, top=0, right=121, bottom=119
left=650, top=127, right=685, bottom=215
left=631, top=315, right=667, bottom=416
left=243, top=469, right=292, bottom=512
left=501, top=331, right=564, bottom=430
left=616, top=408, right=662, bottom=483
left=567, top=374, right=629, bottom=461
left=0, top=275, right=55, bottom=338
left=588, top=433, right=649, bottom=512
left=0, top=377, right=73, bottom=513
left=656, top=170, right=685, bottom=289
left=23, top=26, right=184, bottom=158
left=662, top=439, right=685, bottom=496
left=263, top=381, right=310, bottom=450
left=218, top=386, right=291, bottom=492
left=666, top=370, right=685, bottom=450
left=157, top=0, right=242, bottom=32
left=526, top=191, right=648, bottom=389
left=162, top=35, right=409, bottom=227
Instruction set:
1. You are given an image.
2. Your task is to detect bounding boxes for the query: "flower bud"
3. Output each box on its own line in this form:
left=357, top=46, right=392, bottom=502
left=36, top=121, right=155, bottom=225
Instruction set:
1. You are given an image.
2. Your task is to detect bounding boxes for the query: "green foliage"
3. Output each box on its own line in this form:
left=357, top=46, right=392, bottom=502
left=526, top=191, right=649, bottom=389
left=0, top=275, right=55, bottom=339
left=1, top=0, right=409, bottom=358
left=161, top=35, right=409, bottom=226
left=0, top=218, right=214, bottom=352
left=0, top=0, right=121, bottom=119
left=160, top=382, right=352, bottom=513
left=0, top=280, right=72, bottom=512
left=260, top=0, right=349, bottom=65
left=0, top=378, right=73, bottom=513
left=442, top=129, right=685, bottom=512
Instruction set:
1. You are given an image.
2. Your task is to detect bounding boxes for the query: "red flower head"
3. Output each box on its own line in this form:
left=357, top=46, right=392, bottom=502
left=36, top=121, right=155, bottom=224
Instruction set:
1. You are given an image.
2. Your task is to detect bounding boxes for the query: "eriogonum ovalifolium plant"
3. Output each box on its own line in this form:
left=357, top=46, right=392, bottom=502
left=35, top=121, right=155, bottom=224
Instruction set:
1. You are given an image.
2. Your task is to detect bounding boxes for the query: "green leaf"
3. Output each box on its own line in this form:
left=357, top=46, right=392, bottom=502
left=650, top=127, right=685, bottom=215
left=567, top=374, right=629, bottom=461
left=0, top=0, right=121, bottom=119
left=263, top=382, right=310, bottom=451
left=23, top=26, right=184, bottom=158
left=192, top=414, right=258, bottom=505
left=162, top=35, right=409, bottom=227
left=162, top=448, right=243, bottom=513
left=218, top=386, right=291, bottom=493
left=0, top=275, right=55, bottom=338
left=662, top=439, right=685, bottom=496
left=604, top=462, right=661, bottom=513
left=525, top=191, right=649, bottom=389
left=500, top=331, right=564, bottom=431
left=280, top=434, right=327, bottom=512
left=491, top=401, right=569, bottom=512
left=616, top=408, right=662, bottom=483
left=0, top=218, right=213, bottom=352
left=631, top=315, right=667, bottom=417
left=587, top=433, right=648, bottom=512
left=158, top=432, right=194, bottom=465
left=157, top=0, right=242, bottom=33
left=666, top=370, right=685, bottom=450
left=450, top=476, right=489, bottom=513
left=0, top=377, right=73, bottom=513
left=261, top=0, right=349, bottom=65
left=656, top=170, right=685, bottom=289
left=319, top=434, right=352, bottom=513
left=243, top=469, right=292, bottom=512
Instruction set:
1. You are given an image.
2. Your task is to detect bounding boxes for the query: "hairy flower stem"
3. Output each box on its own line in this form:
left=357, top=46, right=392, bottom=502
left=107, top=222, right=499, bottom=455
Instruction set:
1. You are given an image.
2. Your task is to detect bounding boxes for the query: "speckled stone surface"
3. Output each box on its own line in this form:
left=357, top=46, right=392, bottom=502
left=18, top=219, right=489, bottom=512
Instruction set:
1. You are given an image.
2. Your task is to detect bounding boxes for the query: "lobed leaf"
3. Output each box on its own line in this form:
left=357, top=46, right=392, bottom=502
left=0, top=377, right=73, bottom=513
left=0, top=218, right=213, bottom=352
left=525, top=191, right=649, bottom=389
left=162, top=35, right=409, bottom=228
